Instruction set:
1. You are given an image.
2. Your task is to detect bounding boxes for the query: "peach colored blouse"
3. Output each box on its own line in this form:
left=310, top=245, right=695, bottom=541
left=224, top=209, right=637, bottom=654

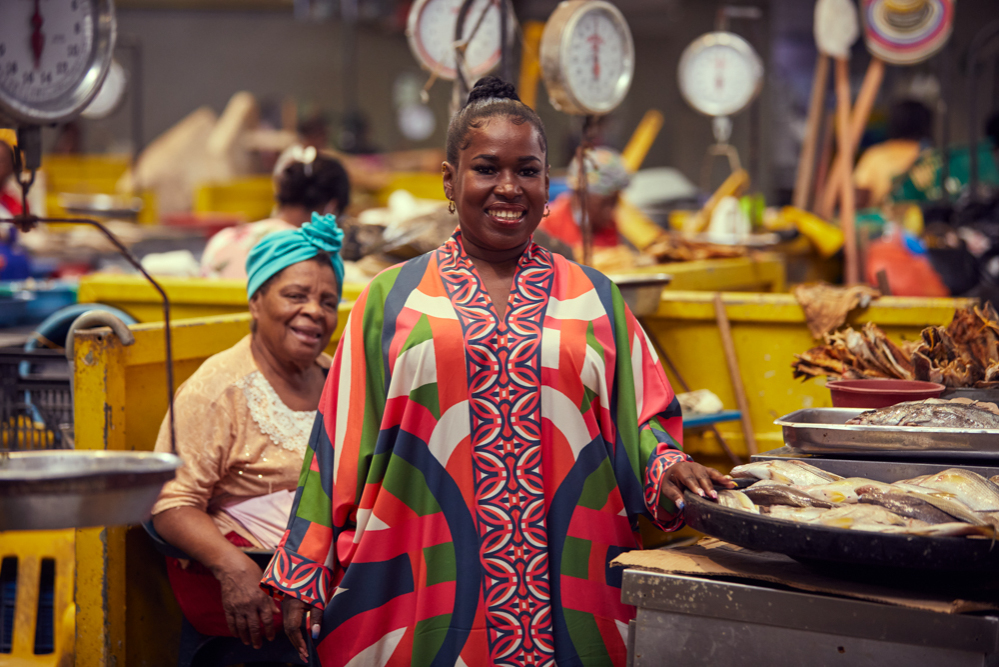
left=200, top=218, right=296, bottom=279
left=152, top=335, right=330, bottom=547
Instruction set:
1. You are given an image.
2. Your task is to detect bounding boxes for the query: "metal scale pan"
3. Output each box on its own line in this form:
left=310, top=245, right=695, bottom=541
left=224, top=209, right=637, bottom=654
left=0, top=450, right=181, bottom=531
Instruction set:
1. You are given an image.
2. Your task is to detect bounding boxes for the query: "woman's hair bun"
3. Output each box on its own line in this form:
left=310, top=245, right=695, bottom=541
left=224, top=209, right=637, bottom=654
left=466, top=76, right=520, bottom=105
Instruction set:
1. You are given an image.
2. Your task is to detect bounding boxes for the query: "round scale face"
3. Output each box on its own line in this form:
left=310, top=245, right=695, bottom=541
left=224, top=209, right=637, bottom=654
left=563, top=6, right=629, bottom=113
left=407, top=0, right=503, bottom=81
left=540, top=0, right=634, bottom=116
left=0, top=0, right=95, bottom=106
left=678, top=32, right=763, bottom=118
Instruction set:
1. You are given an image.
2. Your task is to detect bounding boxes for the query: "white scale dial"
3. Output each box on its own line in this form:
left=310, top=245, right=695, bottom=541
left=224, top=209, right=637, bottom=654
left=407, top=0, right=504, bottom=81
left=563, top=8, right=627, bottom=113
left=0, top=0, right=95, bottom=106
left=540, top=0, right=634, bottom=117
left=678, top=32, right=763, bottom=118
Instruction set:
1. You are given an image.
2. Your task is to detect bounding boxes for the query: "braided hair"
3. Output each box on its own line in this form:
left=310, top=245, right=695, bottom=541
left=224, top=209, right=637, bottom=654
left=445, top=77, right=548, bottom=166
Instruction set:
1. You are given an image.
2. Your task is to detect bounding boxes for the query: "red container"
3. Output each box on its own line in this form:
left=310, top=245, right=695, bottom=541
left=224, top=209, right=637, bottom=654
left=826, top=379, right=946, bottom=409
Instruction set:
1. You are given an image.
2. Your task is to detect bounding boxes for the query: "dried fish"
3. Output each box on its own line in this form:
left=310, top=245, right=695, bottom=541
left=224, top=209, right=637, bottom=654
left=716, top=490, right=759, bottom=514
left=792, top=305, right=999, bottom=387
left=745, top=484, right=837, bottom=509
left=730, top=460, right=843, bottom=486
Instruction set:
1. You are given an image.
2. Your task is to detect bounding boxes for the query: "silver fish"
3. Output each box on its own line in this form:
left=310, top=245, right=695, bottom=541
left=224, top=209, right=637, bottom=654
left=730, top=460, right=843, bottom=486
left=819, top=504, right=919, bottom=529
left=745, top=484, right=836, bottom=509
left=868, top=523, right=995, bottom=538
left=716, top=490, right=759, bottom=514
left=857, top=489, right=955, bottom=524
left=801, top=478, right=892, bottom=504
left=880, top=484, right=988, bottom=526
left=905, top=468, right=999, bottom=512
left=764, top=506, right=827, bottom=523
left=846, top=399, right=999, bottom=428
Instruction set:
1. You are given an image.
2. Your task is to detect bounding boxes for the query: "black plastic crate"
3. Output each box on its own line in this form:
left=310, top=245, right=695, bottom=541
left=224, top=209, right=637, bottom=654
left=0, top=348, right=71, bottom=451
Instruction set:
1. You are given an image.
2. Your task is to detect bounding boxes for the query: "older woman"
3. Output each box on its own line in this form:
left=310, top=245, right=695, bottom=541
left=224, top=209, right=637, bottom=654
left=152, top=213, right=343, bottom=649
left=263, top=78, right=731, bottom=666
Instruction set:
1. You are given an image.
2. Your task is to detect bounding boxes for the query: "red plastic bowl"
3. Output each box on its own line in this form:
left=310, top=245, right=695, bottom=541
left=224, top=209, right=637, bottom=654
left=826, top=379, right=946, bottom=409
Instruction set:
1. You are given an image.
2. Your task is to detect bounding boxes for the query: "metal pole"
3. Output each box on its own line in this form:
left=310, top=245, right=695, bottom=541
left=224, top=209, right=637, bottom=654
left=1, top=213, right=176, bottom=454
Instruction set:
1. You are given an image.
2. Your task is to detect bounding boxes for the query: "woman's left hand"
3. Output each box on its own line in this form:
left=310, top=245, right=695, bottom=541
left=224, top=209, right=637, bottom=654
left=659, top=461, right=735, bottom=510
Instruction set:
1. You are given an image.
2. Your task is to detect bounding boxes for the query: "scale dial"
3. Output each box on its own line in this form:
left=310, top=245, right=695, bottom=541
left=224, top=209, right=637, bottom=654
left=406, top=0, right=508, bottom=82
left=541, top=0, right=634, bottom=116
left=0, top=0, right=116, bottom=125
left=678, top=32, right=763, bottom=118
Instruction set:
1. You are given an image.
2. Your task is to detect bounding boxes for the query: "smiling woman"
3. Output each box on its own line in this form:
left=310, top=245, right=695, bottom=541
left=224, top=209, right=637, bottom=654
left=150, top=214, right=343, bottom=650
left=263, top=78, right=732, bottom=667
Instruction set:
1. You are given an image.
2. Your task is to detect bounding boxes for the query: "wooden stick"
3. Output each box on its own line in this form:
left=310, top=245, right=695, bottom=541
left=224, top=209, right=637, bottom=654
left=817, top=57, right=886, bottom=219
left=647, top=330, right=743, bottom=467
left=834, top=57, right=860, bottom=285
left=812, top=109, right=837, bottom=211
left=793, top=54, right=830, bottom=210
left=713, top=293, right=757, bottom=456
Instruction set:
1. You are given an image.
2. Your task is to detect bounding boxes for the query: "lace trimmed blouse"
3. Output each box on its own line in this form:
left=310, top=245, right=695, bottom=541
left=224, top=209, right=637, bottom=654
left=152, top=335, right=329, bottom=547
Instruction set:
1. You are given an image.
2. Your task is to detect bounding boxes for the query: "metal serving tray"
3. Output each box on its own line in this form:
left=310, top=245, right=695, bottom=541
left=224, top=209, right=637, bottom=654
left=774, top=407, right=999, bottom=460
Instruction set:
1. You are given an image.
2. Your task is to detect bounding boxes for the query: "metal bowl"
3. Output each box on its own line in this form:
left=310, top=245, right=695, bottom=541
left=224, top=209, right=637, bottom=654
left=608, top=273, right=673, bottom=317
left=0, top=450, right=181, bottom=530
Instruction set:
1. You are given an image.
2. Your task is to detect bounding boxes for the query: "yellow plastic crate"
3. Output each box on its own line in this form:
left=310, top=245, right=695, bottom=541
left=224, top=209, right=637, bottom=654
left=375, top=171, right=447, bottom=206
left=194, top=176, right=274, bottom=222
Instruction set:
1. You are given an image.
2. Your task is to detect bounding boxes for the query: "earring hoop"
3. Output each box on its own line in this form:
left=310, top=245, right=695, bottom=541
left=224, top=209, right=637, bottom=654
left=448, top=200, right=456, bottom=214
left=543, top=204, right=550, bottom=218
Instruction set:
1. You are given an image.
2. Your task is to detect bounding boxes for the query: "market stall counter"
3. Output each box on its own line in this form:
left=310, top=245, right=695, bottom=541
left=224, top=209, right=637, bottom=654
left=617, top=447, right=999, bottom=666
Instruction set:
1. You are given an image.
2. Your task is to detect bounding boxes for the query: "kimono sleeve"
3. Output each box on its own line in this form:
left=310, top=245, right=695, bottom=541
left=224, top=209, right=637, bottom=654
left=610, top=291, right=691, bottom=533
left=261, top=281, right=387, bottom=608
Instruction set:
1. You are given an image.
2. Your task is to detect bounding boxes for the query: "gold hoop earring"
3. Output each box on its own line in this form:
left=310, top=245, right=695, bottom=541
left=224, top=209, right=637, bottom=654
left=448, top=200, right=456, bottom=214
left=543, top=204, right=550, bottom=218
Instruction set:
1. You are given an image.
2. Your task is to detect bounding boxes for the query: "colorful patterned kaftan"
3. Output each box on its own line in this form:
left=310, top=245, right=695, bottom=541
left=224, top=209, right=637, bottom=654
left=262, top=232, right=689, bottom=667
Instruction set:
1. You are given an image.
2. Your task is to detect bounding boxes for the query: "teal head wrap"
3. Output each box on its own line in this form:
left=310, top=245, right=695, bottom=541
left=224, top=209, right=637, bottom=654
left=245, top=212, right=345, bottom=300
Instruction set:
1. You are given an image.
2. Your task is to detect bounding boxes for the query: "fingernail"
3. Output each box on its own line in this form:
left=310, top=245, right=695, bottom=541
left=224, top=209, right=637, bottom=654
left=696, top=488, right=705, bottom=497
left=710, top=490, right=718, bottom=499
left=312, top=623, right=321, bottom=639
left=677, top=499, right=685, bottom=511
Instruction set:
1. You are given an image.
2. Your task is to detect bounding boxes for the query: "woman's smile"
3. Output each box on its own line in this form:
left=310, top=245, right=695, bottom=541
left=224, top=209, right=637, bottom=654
left=443, top=117, right=549, bottom=255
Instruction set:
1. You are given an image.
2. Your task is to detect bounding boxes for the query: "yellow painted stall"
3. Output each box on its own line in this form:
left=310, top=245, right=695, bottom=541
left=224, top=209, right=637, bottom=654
left=642, top=292, right=975, bottom=464
left=77, top=254, right=785, bottom=324
left=70, top=307, right=349, bottom=666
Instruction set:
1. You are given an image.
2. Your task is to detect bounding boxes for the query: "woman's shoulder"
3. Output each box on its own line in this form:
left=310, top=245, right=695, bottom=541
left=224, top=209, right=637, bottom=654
left=176, top=335, right=257, bottom=404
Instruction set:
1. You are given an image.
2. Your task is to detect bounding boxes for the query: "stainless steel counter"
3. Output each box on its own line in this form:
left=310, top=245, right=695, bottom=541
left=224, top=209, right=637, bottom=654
left=622, top=570, right=999, bottom=666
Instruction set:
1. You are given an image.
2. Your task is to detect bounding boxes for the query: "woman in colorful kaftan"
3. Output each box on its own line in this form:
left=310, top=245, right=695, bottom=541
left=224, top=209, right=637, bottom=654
left=152, top=213, right=344, bottom=648
left=262, top=78, right=732, bottom=667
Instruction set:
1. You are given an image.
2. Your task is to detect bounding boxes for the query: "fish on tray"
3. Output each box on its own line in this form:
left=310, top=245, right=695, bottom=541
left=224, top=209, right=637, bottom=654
left=857, top=488, right=955, bottom=524
left=845, top=398, right=999, bottom=429
left=818, top=504, right=923, bottom=530
left=716, top=490, right=759, bottom=514
left=762, top=506, right=827, bottom=523
left=800, top=477, right=892, bottom=504
left=730, top=460, right=843, bottom=486
left=745, top=484, right=837, bottom=509
left=900, top=468, right=999, bottom=512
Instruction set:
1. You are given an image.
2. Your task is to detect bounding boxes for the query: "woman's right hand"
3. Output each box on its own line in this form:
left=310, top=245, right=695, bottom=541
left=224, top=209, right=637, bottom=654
left=283, top=597, right=323, bottom=663
left=214, top=556, right=279, bottom=649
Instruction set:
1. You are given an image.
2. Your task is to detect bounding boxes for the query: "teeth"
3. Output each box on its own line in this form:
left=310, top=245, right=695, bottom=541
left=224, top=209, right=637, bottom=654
left=490, top=209, right=522, bottom=221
